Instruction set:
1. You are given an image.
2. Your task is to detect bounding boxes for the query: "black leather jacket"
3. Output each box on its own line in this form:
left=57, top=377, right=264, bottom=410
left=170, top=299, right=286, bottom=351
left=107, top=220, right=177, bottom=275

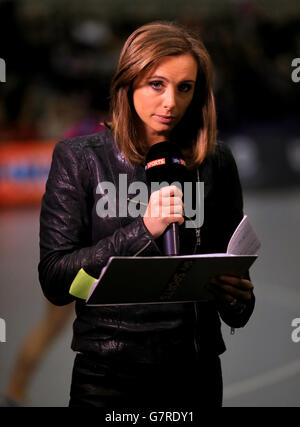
left=38, top=128, right=255, bottom=365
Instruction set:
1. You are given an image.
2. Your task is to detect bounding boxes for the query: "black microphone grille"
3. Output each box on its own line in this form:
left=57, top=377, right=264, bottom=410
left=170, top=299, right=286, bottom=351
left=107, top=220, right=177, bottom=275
left=145, top=141, right=187, bottom=186
left=145, top=141, right=186, bottom=170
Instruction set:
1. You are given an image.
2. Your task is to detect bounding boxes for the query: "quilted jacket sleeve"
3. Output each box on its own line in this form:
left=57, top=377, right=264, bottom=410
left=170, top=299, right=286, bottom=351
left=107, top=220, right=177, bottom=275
left=38, top=140, right=160, bottom=306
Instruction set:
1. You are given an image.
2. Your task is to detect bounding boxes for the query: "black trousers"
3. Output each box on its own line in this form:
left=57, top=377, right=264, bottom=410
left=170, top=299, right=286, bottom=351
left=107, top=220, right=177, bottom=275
left=68, top=352, right=223, bottom=408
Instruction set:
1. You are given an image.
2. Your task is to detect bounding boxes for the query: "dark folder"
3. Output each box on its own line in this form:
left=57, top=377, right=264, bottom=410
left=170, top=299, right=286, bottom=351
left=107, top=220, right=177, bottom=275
left=86, top=254, right=257, bottom=306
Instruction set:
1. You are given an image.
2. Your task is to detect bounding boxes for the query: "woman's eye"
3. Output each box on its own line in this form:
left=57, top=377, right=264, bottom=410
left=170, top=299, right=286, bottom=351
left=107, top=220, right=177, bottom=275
left=149, top=81, right=163, bottom=90
left=178, top=83, right=192, bottom=93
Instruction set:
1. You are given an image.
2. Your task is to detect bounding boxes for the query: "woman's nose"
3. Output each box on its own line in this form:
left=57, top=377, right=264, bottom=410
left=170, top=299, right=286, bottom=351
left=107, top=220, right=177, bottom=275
left=163, top=87, right=176, bottom=110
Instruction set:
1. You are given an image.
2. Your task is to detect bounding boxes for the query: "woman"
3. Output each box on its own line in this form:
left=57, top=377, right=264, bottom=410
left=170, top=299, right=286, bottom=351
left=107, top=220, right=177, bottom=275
left=39, top=21, right=255, bottom=408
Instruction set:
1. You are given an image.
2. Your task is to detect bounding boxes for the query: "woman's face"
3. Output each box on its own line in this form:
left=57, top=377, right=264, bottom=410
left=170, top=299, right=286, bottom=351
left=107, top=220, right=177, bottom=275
left=132, top=53, right=198, bottom=146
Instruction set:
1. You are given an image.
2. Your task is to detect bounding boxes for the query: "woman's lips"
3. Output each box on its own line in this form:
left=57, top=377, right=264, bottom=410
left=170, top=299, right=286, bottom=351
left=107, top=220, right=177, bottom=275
left=154, top=114, right=175, bottom=124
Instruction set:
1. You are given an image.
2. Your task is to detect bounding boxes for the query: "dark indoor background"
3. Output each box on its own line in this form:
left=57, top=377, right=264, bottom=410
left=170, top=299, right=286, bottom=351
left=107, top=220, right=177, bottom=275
left=0, top=0, right=299, bottom=406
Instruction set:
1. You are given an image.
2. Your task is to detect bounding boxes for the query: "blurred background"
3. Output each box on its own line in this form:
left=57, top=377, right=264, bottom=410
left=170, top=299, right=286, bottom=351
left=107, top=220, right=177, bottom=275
left=0, top=0, right=299, bottom=407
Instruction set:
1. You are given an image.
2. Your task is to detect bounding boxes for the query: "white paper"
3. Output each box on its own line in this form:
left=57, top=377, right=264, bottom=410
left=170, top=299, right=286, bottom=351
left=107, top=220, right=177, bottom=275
left=227, top=215, right=261, bottom=255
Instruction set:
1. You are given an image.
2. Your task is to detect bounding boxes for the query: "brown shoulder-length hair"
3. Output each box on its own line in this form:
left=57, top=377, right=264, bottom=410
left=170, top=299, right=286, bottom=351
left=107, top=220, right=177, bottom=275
left=109, top=21, right=217, bottom=169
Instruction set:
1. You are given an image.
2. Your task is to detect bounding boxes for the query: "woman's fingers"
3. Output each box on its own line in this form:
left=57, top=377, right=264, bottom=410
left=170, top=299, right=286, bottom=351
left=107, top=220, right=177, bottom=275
left=211, top=282, right=253, bottom=302
left=143, top=185, right=184, bottom=238
left=147, top=186, right=184, bottom=217
left=209, top=275, right=254, bottom=306
left=219, top=275, right=254, bottom=291
left=160, top=185, right=183, bottom=199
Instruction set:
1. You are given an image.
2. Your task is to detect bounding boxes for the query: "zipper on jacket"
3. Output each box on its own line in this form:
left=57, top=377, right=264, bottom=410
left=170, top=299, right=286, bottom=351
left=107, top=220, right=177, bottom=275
left=133, top=240, right=151, bottom=257
left=195, top=228, right=201, bottom=253
left=193, top=302, right=199, bottom=355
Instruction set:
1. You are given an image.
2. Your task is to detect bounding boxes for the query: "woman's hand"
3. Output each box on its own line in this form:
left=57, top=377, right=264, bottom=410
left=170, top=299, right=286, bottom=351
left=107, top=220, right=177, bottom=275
left=208, top=275, right=254, bottom=314
left=143, top=185, right=184, bottom=239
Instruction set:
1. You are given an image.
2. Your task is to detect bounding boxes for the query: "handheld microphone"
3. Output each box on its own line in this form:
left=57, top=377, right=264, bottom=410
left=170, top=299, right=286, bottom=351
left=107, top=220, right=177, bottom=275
left=145, top=141, right=187, bottom=256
